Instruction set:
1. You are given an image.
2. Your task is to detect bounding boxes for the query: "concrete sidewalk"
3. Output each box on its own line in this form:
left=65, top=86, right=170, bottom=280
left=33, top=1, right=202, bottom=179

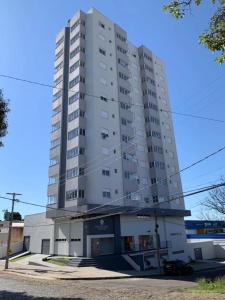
left=0, top=255, right=160, bottom=280
left=1, top=255, right=225, bottom=281
left=191, top=259, right=225, bottom=272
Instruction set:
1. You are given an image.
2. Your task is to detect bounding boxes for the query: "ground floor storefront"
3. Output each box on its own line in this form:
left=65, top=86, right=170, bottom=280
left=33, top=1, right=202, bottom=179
left=24, top=211, right=189, bottom=269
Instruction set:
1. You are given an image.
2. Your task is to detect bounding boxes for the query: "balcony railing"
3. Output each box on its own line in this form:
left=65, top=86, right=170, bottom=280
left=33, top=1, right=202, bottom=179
left=121, top=240, right=171, bottom=254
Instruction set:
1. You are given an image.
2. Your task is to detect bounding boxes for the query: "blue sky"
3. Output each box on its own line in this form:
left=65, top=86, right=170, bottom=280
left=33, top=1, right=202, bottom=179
left=0, top=0, right=224, bottom=220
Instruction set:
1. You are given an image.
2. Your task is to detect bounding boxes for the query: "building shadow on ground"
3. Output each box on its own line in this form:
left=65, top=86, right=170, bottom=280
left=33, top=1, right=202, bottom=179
left=0, top=291, right=84, bottom=300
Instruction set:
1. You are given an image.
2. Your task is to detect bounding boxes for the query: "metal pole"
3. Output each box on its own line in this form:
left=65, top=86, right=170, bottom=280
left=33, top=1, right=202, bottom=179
left=4, top=192, right=21, bottom=270
left=154, top=210, right=161, bottom=274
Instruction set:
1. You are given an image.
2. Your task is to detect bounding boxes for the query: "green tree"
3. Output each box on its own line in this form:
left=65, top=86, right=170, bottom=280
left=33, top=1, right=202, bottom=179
left=4, top=210, right=22, bottom=221
left=163, top=0, right=225, bottom=63
left=0, top=89, right=9, bottom=147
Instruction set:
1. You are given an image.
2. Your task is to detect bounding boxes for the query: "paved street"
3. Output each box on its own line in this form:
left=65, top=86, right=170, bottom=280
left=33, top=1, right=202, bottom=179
left=1, top=268, right=225, bottom=300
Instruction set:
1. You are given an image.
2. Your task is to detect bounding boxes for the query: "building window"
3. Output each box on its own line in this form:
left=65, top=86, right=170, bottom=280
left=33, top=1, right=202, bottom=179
left=68, top=128, right=85, bottom=140
left=70, top=46, right=85, bottom=59
left=52, top=105, right=61, bottom=116
left=56, top=36, right=64, bottom=48
left=146, top=131, right=161, bottom=139
left=54, top=75, right=63, bottom=86
left=149, top=161, right=165, bottom=170
left=139, top=235, right=153, bottom=250
left=67, top=147, right=85, bottom=159
left=118, top=58, right=128, bottom=68
left=49, top=176, right=58, bottom=185
left=69, top=76, right=85, bottom=88
left=124, top=171, right=130, bottom=179
left=102, top=189, right=111, bottom=198
left=148, top=145, right=163, bottom=154
left=100, top=96, right=107, bottom=102
left=55, top=49, right=63, bottom=60
left=67, top=167, right=84, bottom=179
left=153, top=195, right=158, bottom=203
left=151, top=178, right=157, bottom=184
left=99, top=48, right=106, bottom=56
left=50, top=138, right=60, bottom=149
left=71, top=19, right=85, bottom=32
left=51, top=121, right=60, bottom=132
left=48, top=195, right=57, bottom=204
left=120, top=102, right=130, bottom=110
left=121, top=118, right=131, bottom=126
left=54, top=62, right=63, bottom=73
left=119, top=86, right=130, bottom=95
left=70, top=32, right=85, bottom=45
left=66, top=189, right=77, bottom=200
left=122, top=135, right=128, bottom=143
left=99, top=21, right=105, bottom=29
left=116, top=32, right=126, bottom=42
left=50, top=157, right=59, bottom=166
left=122, top=236, right=135, bottom=252
left=70, top=60, right=81, bottom=73
left=119, top=72, right=129, bottom=81
left=117, top=45, right=127, bottom=54
left=68, top=109, right=85, bottom=122
left=69, top=92, right=84, bottom=105
left=102, top=168, right=110, bottom=176
left=101, top=128, right=109, bottom=139
left=141, top=63, right=153, bottom=73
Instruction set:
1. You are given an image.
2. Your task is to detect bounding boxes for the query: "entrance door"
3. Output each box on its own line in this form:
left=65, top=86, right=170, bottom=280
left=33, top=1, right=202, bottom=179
left=23, top=236, right=30, bottom=251
left=41, top=239, right=50, bottom=255
left=194, top=247, right=203, bottom=260
left=91, top=238, right=114, bottom=257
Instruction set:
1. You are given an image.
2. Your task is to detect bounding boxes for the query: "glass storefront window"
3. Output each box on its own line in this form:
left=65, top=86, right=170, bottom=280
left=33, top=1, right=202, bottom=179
left=122, top=236, right=135, bottom=252
left=139, top=235, right=154, bottom=250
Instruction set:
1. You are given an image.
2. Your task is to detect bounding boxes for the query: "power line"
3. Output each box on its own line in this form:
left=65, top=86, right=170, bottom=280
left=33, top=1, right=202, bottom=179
left=36, top=143, right=225, bottom=217
left=0, top=182, right=224, bottom=227
left=1, top=143, right=225, bottom=219
left=160, top=109, right=225, bottom=124
left=1, top=73, right=225, bottom=124
left=171, top=145, right=225, bottom=177
left=55, top=141, right=225, bottom=197
left=174, top=72, right=225, bottom=111
left=56, top=141, right=136, bottom=182
left=80, top=144, right=225, bottom=215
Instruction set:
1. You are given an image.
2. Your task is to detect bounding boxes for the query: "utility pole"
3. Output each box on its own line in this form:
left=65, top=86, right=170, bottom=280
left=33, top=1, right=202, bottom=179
left=4, top=192, right=21, bottom=270
left=154, top=209, right=161, bottom=274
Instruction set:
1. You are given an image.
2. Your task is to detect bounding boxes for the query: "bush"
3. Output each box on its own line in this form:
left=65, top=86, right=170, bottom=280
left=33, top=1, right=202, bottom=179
left=196, top=277, right=225, bottom=293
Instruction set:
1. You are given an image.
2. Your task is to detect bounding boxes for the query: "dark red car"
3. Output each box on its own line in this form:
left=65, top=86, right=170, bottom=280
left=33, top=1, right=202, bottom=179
left=163, top=260, right=193, bottom=275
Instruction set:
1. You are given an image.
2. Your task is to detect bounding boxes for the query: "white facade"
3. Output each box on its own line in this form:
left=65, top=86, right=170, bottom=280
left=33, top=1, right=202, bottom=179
left=24, top=8, right=191, bottom=269
left=47, top=7, right=185, bottom=213
left=187, top=240, right=225, bottom=260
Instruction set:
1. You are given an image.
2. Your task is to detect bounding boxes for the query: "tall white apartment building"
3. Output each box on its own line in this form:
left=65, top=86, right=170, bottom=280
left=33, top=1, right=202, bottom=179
left=24, top=8, right=190, bottom=269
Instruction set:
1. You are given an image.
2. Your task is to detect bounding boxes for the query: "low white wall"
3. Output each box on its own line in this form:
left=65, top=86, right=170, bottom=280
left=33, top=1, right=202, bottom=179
left=187, top=241, right=215, bottom=260
left=0, top=241, right=23, bottom=258
left=215, top=242, right=225, bottom=258
left=24, top=212, right=54, bottom=254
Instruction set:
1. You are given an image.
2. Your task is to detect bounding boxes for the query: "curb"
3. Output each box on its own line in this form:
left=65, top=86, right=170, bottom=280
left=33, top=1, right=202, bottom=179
left=3, top=270, right=55, bottom=281
left=57, top=274, right=158, bottom=281
left=4, top=265, right=225, bottom=281
left=4, top=269, right=159, bottom=281
left=194, top=265, right=225, bottom=274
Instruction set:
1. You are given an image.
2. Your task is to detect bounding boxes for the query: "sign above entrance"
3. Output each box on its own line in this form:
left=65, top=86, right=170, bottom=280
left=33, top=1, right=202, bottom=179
left=84, top=216, right=114, bottom=235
